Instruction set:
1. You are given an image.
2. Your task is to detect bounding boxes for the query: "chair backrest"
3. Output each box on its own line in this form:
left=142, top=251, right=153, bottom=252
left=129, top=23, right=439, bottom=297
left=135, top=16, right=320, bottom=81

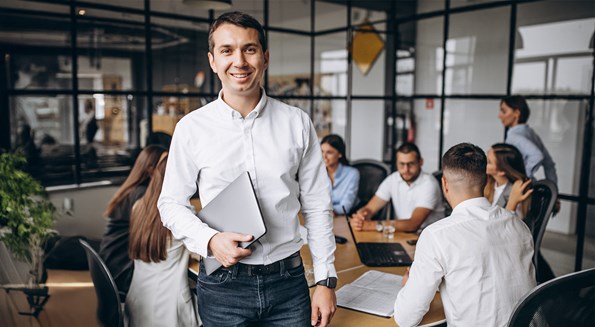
left=351, top=159, right=391, bottom=220
left=524, top=179, right=558, bottom=270
left=508, top=268, right=595, bottom=327
left=79, top=239, right=125, bottom=327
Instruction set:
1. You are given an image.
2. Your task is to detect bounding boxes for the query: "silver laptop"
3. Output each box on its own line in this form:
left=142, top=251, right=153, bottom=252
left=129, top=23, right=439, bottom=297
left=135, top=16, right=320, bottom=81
left=197, top=171, right=267, bottom=275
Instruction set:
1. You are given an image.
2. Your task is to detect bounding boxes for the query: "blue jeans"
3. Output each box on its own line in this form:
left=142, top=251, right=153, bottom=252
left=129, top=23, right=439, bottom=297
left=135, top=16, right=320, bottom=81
left=197, top=259, right=311, bottom=327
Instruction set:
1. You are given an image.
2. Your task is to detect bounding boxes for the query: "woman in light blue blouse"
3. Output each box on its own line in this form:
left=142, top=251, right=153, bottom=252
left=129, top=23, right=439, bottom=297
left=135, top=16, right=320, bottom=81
left=320, top=134, right=360, bottom=215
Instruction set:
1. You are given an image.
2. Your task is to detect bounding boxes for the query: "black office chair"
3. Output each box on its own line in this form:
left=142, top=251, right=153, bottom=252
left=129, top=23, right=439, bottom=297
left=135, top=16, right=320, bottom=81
left=79, top=239, right=126, bottom=327
left=508, top=268, right=595, bottom=327
left=524, top=179, right=558, bottom=283
left=351, top=159, right=391, bottom=220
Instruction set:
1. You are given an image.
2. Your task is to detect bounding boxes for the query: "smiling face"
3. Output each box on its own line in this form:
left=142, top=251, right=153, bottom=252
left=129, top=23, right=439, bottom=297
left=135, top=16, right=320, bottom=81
left=486, top=148, right=500, bottom=177
left=498, top=101, right=520, bottom=128
left=208, top=23, right=269, bottom=103
left=321, top=143, right=342, bottom=169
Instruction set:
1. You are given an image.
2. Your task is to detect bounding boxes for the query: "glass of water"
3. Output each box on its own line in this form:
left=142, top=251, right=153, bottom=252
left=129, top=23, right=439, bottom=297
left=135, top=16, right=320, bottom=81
left=382, top=220, right=396, bottom=239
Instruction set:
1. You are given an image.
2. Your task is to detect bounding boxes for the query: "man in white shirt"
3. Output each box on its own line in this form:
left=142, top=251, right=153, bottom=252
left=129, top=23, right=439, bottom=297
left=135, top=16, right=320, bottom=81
left=351, top=143, right=443, bottom=232
left=394, top=143, right=536, bottom=327
left=157, top=12, right=336, bottom=327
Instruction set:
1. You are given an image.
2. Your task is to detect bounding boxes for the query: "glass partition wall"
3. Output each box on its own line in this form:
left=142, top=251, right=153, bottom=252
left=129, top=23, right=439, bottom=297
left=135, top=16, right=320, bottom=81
left=1, top=0, right=593, bottom=272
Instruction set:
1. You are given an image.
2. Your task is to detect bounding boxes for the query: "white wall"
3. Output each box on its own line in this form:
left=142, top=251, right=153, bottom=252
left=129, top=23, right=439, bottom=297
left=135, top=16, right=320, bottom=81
left=48, top=185, right=118, bottom=240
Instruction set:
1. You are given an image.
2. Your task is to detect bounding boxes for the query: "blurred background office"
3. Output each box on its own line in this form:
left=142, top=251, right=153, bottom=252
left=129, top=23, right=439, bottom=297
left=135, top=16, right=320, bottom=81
left=0, top=0, right=593, bottom=278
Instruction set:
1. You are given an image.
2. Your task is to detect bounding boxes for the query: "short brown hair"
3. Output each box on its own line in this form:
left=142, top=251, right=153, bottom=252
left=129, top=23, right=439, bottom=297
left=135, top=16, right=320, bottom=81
left=396, top=142, right=422, bottom=160
left=442, top=143, right=487, bottom=189
left=208, top=11, right=267, bottom=53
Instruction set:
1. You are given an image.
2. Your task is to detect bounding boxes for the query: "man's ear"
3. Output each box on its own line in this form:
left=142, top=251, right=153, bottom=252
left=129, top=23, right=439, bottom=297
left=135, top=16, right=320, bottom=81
left=441, top=175, right=448, bottom=194
left=263, top=49, right=270, bottom=69
left=208, top=52, right=217, bottom=73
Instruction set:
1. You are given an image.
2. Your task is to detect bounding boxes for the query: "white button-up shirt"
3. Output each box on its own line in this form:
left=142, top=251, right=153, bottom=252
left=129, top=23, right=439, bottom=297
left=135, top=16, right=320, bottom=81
left=394, top=197, right=536, bottom=327
left=157, top=90, right=337, bottom=281
left=375, top=171, right=444, bottom=230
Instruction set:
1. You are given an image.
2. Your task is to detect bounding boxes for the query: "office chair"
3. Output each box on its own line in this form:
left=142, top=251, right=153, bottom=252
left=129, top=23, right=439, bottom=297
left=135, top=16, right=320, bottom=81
left=508, top=268, right=595, bottom=327
left=524, top=179, right=558, bottom=283
left=79, top=239, right=126, bottom=327
left=351, top=159, right=391, bottom=220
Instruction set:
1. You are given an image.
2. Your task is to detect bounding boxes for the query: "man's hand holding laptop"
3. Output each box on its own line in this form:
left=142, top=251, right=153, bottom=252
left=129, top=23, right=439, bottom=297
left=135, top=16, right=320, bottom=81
left=208, top=232, right=254, bottom=267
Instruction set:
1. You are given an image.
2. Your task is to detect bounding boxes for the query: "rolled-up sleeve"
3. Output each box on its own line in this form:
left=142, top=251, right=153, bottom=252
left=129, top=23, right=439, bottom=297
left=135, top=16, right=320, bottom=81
left=157, top=121, right=218, bottom=257
left=394, top=231, right=444, bottom=327
left=298, top=117, right=337, bottom=282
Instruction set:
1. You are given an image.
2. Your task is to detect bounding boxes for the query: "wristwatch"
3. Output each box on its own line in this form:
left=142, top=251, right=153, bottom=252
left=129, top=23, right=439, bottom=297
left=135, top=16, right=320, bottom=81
left=316, top=277, right=338, bottom=289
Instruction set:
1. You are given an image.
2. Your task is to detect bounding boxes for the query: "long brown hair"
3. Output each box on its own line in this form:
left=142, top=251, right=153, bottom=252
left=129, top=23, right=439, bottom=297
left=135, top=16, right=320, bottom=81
left=103, top=145, right=167, bottom=217
left=129, top=155, right=171, bottom=262
left=484, top=143, right=530, bottom=216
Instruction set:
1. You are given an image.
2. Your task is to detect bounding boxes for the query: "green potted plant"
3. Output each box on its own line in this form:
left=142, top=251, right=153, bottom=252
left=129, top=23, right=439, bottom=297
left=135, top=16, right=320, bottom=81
left=0, top=150, right=57, bottom=316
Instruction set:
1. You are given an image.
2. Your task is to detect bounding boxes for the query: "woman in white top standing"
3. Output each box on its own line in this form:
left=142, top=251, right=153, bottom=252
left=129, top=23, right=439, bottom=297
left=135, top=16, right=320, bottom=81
left=485, top=143, right=532, bottom=218
left=127, top=154, right=198, bottom=327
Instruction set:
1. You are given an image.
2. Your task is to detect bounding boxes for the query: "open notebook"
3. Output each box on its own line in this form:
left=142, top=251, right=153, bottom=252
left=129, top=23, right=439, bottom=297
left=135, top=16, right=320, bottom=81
left=336, top=270, right=403, bottom=317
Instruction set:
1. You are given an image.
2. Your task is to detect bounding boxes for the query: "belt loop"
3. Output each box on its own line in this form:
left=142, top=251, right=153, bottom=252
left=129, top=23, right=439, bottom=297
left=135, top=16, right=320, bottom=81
left=231, top=264, right=239, bottom=279
left=279, top=258, right=286, bottom=276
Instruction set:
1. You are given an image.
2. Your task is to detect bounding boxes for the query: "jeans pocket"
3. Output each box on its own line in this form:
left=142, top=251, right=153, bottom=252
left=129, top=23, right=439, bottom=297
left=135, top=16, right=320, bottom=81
left=284, top=264, right=305, bottom=278
left=198, top=269, right=231, bottom=286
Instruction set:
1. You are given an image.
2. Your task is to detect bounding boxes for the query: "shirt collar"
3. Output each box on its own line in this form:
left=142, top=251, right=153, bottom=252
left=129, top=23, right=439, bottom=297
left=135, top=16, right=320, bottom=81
left=508, top=124, right=528, bottom=133
left=216, top=88, right=268, bottom=120
left=397, top=171, right=425, bottom=187
left=451, top=197, right=491, bottom=215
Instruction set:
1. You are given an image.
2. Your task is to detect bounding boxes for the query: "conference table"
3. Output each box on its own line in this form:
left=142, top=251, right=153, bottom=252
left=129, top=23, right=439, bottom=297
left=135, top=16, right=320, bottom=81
left=190, top=216, right=446, bottom=326
left=300, top=217, right=446, bottom=327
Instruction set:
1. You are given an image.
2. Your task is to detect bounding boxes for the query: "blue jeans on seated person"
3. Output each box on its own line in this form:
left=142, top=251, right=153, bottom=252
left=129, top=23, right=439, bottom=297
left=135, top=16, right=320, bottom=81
left=197, top=257, right=311, bottom=327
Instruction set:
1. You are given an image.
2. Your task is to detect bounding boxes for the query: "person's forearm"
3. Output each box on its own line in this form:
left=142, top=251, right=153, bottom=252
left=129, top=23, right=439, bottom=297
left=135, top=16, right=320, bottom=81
left=394, top=218, right=422, bottom=232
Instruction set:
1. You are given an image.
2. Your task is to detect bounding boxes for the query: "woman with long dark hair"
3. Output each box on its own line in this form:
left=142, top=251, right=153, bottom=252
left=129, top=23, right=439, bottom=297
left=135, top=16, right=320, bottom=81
left=320, top=134, right=359, bottom=215
left=485, top=143, right=532, bottom=217
left=126, top=155, right=198, bottom=326
left=99, top=145, right=167, bottom=296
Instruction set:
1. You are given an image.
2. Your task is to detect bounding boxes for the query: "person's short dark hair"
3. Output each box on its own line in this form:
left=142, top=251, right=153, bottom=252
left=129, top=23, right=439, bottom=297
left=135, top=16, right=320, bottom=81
left=147, top=132, right=172, bottom=150
left=396, top=142, right=422, bottom=161
left=321, top=134, right=349, bottom=166
left=501, top=95, right=530, bottom=124
left=208, top=11, right=267, bottom=53
left=442, top=143, right=487, bottom=189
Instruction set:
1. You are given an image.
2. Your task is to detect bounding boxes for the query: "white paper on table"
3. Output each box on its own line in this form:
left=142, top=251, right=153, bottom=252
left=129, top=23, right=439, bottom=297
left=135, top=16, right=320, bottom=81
left=336, top=270, right=403, bottom=317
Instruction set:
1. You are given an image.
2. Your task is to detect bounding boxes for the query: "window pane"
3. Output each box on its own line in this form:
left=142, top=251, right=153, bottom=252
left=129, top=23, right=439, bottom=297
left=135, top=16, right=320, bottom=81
left=214, top=2, right=263, bottom=24
left=10, top=54, right=71, bottom=91
left=351, top=100, right=385, bottom=161
left=316, top=32, right=347, bottom=97
left=412, top=98, right=442, bottom=172
left=411, top=0, right=443, bottom=17
left=445, top=6, right=510, bottom=95
left=412, top=17, right=444, bottom=95
left=514, top=1, right=594, bottom=95
left=10, top=95, right=76, bottom=185
left=352, top=19, right=387, bottom=96
left=80, top=93, right=140, bottom=182
left=270, top=0, right=311, bottom=31
left=443, top=98, right=502, bottom=156
left=77, top=9, right=146, bottom=91
left=315, top=1, right=346, bottom=32
left=151, top=17, right=213, bottom=94
left=152, top=1, right=210, bottom=19
left=268, top=32, right=311, bottom=99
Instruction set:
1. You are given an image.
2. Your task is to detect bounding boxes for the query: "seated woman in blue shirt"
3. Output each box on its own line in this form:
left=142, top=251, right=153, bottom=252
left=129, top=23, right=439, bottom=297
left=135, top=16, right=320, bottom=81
left=320, top=134, right=359, bottom=215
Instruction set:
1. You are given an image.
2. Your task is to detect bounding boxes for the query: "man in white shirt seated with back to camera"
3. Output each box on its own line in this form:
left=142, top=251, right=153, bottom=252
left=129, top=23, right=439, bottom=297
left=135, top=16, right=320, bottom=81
left=394, top=143, right=536, bottom=327
left=351, top=142, right=444, bottom=233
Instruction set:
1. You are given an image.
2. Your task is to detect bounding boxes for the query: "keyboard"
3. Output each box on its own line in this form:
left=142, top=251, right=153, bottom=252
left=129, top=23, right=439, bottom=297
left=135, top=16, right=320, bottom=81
left=357, top=242, right=412, bottom=266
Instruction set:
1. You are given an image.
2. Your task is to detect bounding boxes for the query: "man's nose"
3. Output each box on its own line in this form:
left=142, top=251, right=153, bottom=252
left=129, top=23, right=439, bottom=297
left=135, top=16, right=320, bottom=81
left=233, top=51, right=247, bottom=67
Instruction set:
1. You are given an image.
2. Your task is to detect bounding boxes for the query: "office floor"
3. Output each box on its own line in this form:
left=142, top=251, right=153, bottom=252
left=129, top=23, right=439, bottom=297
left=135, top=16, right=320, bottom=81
left=541, top=230, right=595, bottom=276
